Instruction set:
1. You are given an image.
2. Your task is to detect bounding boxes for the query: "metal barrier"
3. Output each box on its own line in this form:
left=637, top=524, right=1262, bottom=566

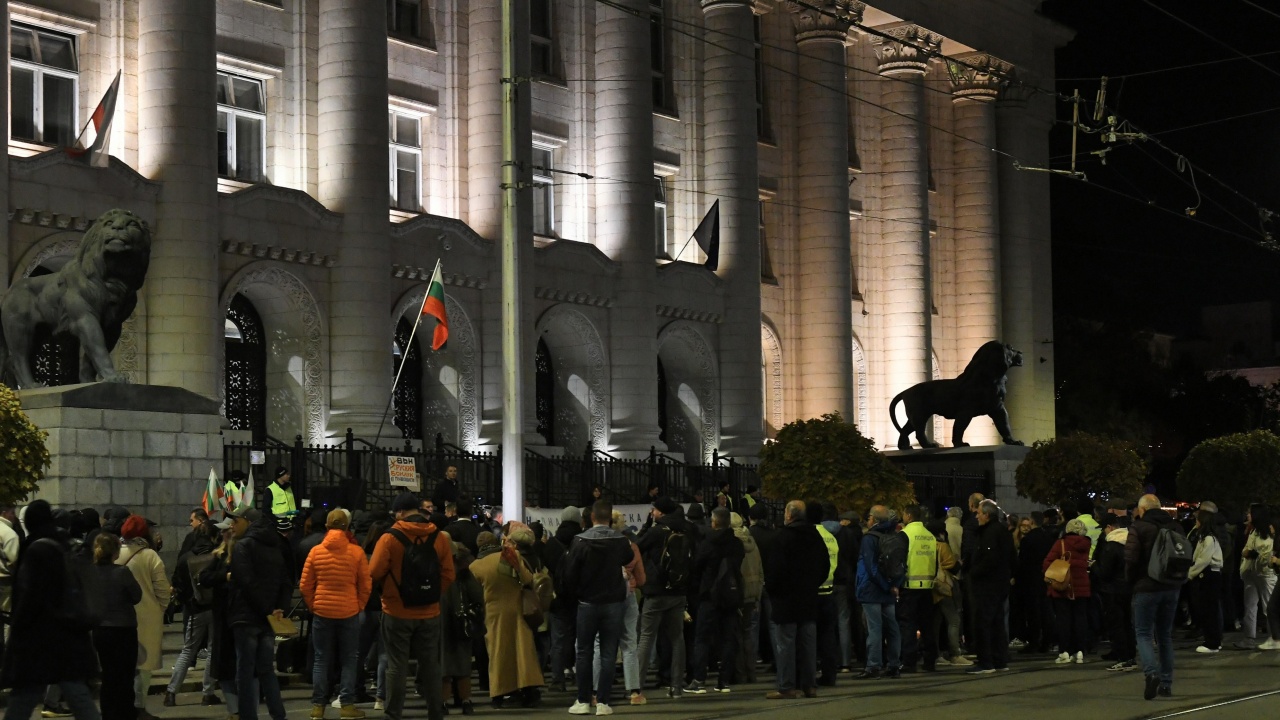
left=223, top=431, right=760, bottom=513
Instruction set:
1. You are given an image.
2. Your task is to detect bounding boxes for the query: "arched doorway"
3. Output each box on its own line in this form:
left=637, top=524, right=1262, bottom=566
left=224, top=293, right=267, bottom=440
left=534, top=306, right=609, bottom=451
left=393, top=317, right=423, bottom=440
left=656, top=323, right=719, bottom=462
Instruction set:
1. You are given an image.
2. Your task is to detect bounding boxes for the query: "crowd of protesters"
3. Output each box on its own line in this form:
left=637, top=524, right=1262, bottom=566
left=1, top=470, right=1276, bottom=719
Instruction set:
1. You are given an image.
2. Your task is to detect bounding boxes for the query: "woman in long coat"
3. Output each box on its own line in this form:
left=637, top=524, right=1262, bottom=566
left=117, top=516, right=171, bottom=712
left=471, top=525, right=545, bottom=708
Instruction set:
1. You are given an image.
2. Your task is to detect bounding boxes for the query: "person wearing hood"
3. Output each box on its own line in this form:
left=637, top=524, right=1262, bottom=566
left=371, top=494, right=455, bottom=720
left=117, top=515, right=170, bottom=720
left=1094, top=513, right=1135, bottom=671
left=686, top=506, right=745, bottom=695
left=1043, top=518, right=1093, bottom=665
left=228, top=507, right=294, bottom=720
left=636, top=497, right=696, bottom=698
left=762, top=500, right=828, bottom=699
left=301, top=509, right=372, bottom=719
left=165, top=512, right=222, bottom=707
left=731, top=511, right=764, bottom=684
left=547, top=506, right=582, bottom=692
left=1125, top=494, right=1184, bottom=700
left=855, top=505, right=902, bottom=680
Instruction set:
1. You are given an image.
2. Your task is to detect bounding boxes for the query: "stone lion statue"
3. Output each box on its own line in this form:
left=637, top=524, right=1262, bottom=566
left=889, top=340, right=1024, bottom=450
left=0, top=209, right=151, bottom=388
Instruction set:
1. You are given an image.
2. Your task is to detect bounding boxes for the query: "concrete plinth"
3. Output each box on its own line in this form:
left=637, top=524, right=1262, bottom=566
left=885, top=444, right=1033, bottom=516
left=19, top=383, right=226, bottom=569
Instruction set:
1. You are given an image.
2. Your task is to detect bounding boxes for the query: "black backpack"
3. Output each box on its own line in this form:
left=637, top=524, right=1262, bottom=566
left=388, top=529, right=442, bottom=607
left=37, top=539, right=103, bottom=631
left=869, top=530, right=908, bottom=585
left=657, top=526, right=692, bottom=592
left=711, top=556, right=744, bottom=610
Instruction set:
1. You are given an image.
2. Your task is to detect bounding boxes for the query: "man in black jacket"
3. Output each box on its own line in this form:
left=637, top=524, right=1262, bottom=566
left=687, top=507, right=745, bottom=693
left=228, top=508, right=293, bottom=720
left=966, top=500, right=1014, bottom=674
left=760, top=501, right=828, bottom=699
left=548, top=507, right=583, bottom=692
left=1125, top=494, right=1183, bottom=700
left=445, top=498, right=481, bottom=557
left=1014, top=512, right=1055, bottom=654
left=636, top=498, right=696, bottom=697
left=563, top=501, right=634, bottom=714
left=834, top=510, right=865, bottom=670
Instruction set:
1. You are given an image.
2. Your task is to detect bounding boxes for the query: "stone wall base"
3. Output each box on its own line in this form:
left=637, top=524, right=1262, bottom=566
left=885, top=444, right=1034, bottom=517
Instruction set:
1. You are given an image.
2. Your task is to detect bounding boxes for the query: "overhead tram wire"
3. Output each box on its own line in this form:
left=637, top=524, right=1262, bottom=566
left=1239, top=0, right=1280, bottom=23
left=1140, top=0, right=1280, bottom=84
left=1127, top=142, right=1263, bottom=236
left=1057, top=49, right=1280, bottom=81
left=1150, top=104, right=1280, bottom=135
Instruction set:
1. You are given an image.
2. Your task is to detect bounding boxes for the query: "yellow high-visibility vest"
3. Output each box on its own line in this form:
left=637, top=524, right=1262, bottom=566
left=269, top=482, right=297, bottom=516
left=903, top=521, right=937, bottom=590
left=815, top=524, right=839, bottom=595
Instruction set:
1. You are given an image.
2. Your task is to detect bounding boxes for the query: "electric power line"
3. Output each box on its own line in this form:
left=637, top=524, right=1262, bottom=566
left=1057, top=49, right=1280, bottom=81
left=1239, top=0, right=1280, bottom=23
left=1140, top=0, right=1280, bottom=84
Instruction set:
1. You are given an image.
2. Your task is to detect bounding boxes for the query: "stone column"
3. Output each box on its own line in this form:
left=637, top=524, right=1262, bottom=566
left=467, top=0, right=502, bottom=240
left=0, top=2, right=9, bottom=294
left=318, top=0, right=391, bottom=436
left=873, top=24, right=941, bottom=416
left=950, top=53, right=1010, bottom=445
left=789, top=1, right=859, bottom=421
left=703, top=0, right=761, bottom=457
left=139, top=0, right=219, bottom=397
left=596, top=0, right=660, bottom=451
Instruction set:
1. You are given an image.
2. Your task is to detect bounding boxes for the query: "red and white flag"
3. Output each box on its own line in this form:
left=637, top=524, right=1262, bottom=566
left=66, top=70, right=121, bottom=168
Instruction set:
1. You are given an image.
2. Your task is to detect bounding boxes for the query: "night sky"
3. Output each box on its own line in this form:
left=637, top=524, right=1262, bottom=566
left=1041, top=0, right=1280, bottom=336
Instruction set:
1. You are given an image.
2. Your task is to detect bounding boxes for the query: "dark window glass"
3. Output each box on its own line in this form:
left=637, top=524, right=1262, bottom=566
left=393, top=317, right=423, bottom=440
left=225, top=294, right=267, bottom=440
left=535, top=338, right=554, bottom=445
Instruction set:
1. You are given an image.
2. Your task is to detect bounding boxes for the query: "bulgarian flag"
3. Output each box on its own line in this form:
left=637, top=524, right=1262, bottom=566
left=421, top=261, right=449, bottom=350
left=66, top=70, right=121, bottom=168
left=202, top=468, right=229, bottom=517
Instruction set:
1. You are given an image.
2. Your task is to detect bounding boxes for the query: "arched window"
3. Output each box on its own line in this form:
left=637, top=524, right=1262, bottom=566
left=29, top=266, right=80, bottom=387
left=224, top=294, right=266, bottom=439
left=393, top=317, right=423, bottom=440
left=535, top=337, right=554, bottom=445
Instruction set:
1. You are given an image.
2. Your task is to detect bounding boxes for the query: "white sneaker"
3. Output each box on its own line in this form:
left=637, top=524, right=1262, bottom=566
left=950, top=656, right=973, bottom=666
left=1258, top=638, right=1280, bottom=650
left=1009, top=638, right=1026, bottom=649
left=331, top=699, right=342, bottom=709
left=373, top=701, right=383, bottom=711
left=1195, top=646, right=1220, bottom=654
left=595, top=705, right=613, bottom=716
left=569, top=701, right=592, bottom=715
left=1055, top=652, right=1072, bottom=664
left=1075, top=652, right=1084, bottom=664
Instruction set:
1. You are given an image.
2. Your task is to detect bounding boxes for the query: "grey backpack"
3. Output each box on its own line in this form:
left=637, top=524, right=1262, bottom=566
left=1147, top=527, right=1193, bottom=584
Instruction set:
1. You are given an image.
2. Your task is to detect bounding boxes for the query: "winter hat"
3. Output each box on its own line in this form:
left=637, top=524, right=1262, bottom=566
left=687, top=503, right=706, bottom=520
left=560, top=506, right=581, bottom=525
left=1065, top=518, right=1088, bottom=537
left=275, top=466, right=290, bottom=479
left=477, top=531, right=499, bottom=550
left=653, top=497, right=679, bottom=515
left=326, top=508, right=351, bottom=530
left=1199, top=501, right=1219, bottom=514
left=121, top=515, right=149, bottom=540
left=838, top=511, right=859, bottom=522
left=748, top=503, right=769, bottom=521
left=392, top=493, right=420, bottom=513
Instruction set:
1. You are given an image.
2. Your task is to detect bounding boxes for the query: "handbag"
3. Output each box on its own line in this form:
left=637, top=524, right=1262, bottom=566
left=1044, top=540, right=1074, bottom=596
left=933, top=567, right=954, bottom=598
left=267, top=614, right=299, bottom=637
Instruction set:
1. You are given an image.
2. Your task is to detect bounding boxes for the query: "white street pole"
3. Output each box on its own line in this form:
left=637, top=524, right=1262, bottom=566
left=500, top=0, right=525, bottom=518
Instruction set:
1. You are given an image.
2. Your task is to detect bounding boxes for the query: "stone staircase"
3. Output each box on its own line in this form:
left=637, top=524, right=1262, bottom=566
left=149, top=623, right=307, bottom=696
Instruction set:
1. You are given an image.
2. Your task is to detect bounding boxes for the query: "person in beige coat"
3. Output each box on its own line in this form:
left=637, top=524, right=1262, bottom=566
left=118, top=515, right=172, bottom=720
left=471, top=525, right=545, bottom=708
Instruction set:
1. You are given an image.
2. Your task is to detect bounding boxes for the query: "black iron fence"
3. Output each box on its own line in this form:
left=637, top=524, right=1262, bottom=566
left=907, top=469, right=993, bottom=519
left=223, top=431, right=760, bottom=514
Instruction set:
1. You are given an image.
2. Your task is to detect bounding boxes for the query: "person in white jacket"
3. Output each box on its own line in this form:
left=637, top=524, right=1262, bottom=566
left=1239, top=503, right=1276, bottom=649
left=1187, top=507, right=1225, bottom=654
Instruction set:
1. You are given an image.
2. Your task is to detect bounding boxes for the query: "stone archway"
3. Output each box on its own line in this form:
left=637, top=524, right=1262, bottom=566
left=761, top=321, right=783, bottom=439
left=220, top=264, right=327, bottom=444
left=658, top=321, right=719, bottom=463
left=392, top=290, right=480, bottom=450
left=852, top=333, right=869, bottom=435
left=535, top=305, right=609, bottom=452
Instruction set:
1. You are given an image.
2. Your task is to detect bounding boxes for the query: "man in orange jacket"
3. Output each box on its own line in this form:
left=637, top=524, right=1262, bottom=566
left=301, top=509, right=372, bottom=719
left=371, top=493, right=456, bottom=720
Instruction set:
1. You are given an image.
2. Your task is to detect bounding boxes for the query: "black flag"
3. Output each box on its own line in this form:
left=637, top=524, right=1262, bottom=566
left=690, top=200, right=720, bottom=271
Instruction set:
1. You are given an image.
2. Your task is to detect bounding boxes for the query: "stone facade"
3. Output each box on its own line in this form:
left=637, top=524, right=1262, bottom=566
left=2, top=0, right=1064, bottom=465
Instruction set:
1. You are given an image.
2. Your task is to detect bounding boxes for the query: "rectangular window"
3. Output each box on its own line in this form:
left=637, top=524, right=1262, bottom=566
left=216, top=72, right=266, bottom=182
left=760, top=200, right=777, bottom=283
left=654, top=176, right=668, bottom=258
left=532, top=147, right=556, bottom=237
left=530, top=0, right=555, bottom=78
left=754, top=15, right=771, bottom=142
left=650, top=1, right=671, bottom=112
left=388, top=0, right=422, bottom=38
left=389, top=110, right=422, bottom=211
left=10, top=23, right=78, bottom=147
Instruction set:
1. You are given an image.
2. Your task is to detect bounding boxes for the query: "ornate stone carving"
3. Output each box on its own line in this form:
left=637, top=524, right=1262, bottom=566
left=220, top=266, right=327, bottom=444
left=762, top=322, right=783, bottom=434
left=659, top=322, right=720, bottom=463
left=873, top=24, right=943, bottom=76
left=948, top=53, right=1014, bottom=103
left=786, top=0, right=864, bottom=44
left=852, top=333, right=868, bottom=433
left=392, top=291, right=480, bottom=451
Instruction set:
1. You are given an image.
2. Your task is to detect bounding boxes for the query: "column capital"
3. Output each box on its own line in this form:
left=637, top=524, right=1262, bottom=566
left=700, top=0, right=757, bottom=12
left=948, top=52, right=1015, bottom=103
left=872, top=23, right=943, bottom=77
left=786, top=1, right=865, bottom=45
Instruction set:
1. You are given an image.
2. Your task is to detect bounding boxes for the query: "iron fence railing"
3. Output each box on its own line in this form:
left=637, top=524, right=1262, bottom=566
left=907, top=469, right=993, bottom=519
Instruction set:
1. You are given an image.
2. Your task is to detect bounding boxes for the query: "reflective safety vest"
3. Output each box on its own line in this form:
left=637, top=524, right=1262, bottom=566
left=903, top=521, right=937, bottom=590
left=269, top=482, right=297, bottom=516
left=815, top=524, right=839, bottom=595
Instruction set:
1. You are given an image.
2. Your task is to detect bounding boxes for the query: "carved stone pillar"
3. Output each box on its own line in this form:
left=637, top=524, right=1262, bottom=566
left=874, top=24, right=941, bottom=416
left=949, top=53, right=1010, bottom=445
left=789, top=1, right=861, bottom=421
left=139, top=0, right=219, bottom=396
left=596, top=0, right=660, bottom=450
left=702, top=0, right=761, bottom=456
left=318, top=0, right=392, bottom=435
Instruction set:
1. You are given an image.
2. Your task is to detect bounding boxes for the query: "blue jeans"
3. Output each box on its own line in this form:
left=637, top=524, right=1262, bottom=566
left=594, top=592, right=640, bottom=693
left=233, top=624, right=287, bottom=720
left=3, top=681, right=99, bottom=720
left=863, top=602, right=901, bottom=670
left=1133, top=590, right=1178, bottom=687
left=576, top=601, right=625, bottom=705
left=769, top=621, right=816, bottom=692
left=168, top=609, right=216, bottom=694
left=313, top=614, right=362, bottom=706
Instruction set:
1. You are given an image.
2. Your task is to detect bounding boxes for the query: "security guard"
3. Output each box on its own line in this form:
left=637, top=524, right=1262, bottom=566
left=813, top=503, right=842, bottom=684
left=268, top=466, right=298, bottom=518
left=898, top=504, right=938, bottom=672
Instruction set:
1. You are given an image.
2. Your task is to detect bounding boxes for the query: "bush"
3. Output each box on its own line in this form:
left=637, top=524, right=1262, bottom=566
left=1015, top=432, right=1147, bottom=509
left=0, top=382, right=49, bottom=505
left=1176, top=430, right=1280, bottom=512
left=759, top=413, right=915, bottom=516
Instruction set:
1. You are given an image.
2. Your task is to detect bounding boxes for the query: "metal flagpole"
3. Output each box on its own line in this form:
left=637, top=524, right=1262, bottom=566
left=372, top=258, right=439, bottom=448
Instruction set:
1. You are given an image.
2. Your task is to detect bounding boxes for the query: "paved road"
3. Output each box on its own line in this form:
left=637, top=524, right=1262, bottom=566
left=129, top=637, right=1280, bottom=720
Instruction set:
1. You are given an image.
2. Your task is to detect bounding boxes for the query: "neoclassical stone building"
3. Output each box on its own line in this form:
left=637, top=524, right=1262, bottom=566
left=2, top=0, right=1062, bottom=462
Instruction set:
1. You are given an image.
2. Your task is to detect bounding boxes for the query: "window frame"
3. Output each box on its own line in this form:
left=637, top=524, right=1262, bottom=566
left=216, top=71, right=267, bottom=183
left=531, top=144, right=557, bottom=238
left=530, top=0, right=557, bottom=80
left=389, top=108, right=423, bottom=212
left=753, top=14, right=772, bottom=143
left=649, top=0, right=675, bottom=115
left=654, top=176, right=668, bottom=259
left=9, top=22, right=79, bottom=147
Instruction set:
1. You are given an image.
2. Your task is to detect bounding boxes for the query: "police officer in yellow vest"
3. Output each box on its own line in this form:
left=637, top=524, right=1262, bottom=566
left=812, top=503, right=843, bottom=684
left=268, top=466, right=298, bottom=518
left=898, top=504, right=940, bottom=672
